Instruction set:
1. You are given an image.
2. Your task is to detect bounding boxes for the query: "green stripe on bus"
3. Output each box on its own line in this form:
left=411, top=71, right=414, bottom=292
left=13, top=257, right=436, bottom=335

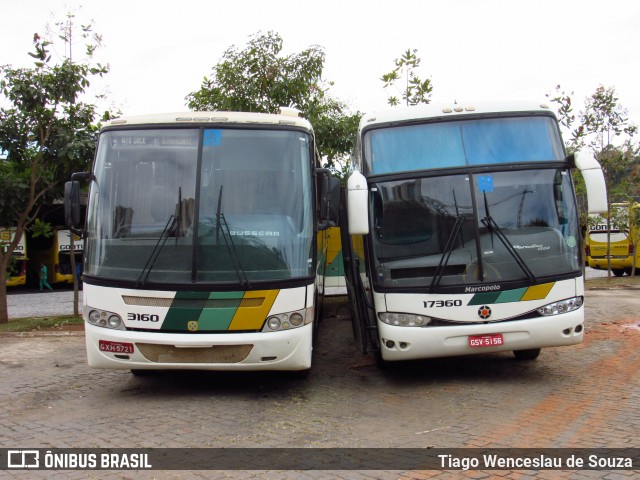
left=467, top=291, right=501, bottom=305
left=197, top=292, right=244, bottom=330
left=162, top=292, right=244, bottom=331
left=467, top=283, right=555, bottom=306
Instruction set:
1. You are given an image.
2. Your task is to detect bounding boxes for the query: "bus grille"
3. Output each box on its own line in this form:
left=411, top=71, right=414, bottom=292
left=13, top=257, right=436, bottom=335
left=122, top=296, right=264, bottom=309
left=135, top=343, right=253, bottom=363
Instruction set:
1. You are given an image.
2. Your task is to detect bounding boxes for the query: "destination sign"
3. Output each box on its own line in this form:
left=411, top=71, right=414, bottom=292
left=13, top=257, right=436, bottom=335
left=111, top=135, right=198, bottom=148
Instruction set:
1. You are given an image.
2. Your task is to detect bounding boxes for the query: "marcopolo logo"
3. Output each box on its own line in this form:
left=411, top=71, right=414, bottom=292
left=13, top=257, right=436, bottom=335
left=465, top=285, right=501, bottom=293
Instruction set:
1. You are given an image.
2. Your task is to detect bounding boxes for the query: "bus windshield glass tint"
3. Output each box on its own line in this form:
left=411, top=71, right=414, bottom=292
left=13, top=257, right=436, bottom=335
left=84, top=128, right=314, bottom=285
left=370, top=169, right=581, bottom=288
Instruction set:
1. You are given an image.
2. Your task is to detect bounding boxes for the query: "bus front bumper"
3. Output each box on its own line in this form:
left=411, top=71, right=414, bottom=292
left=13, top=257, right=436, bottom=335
left=587, top=257, right=631, bottom=270
left=84, top=322, right=313, bottom=371
left=378, top=308, right=584, bottom=361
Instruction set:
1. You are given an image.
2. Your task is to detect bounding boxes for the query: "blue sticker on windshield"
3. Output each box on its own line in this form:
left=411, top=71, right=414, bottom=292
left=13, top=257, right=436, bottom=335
left=478, top=175, right=494, bottom=192
left=204, top=129, right=222, bottom=146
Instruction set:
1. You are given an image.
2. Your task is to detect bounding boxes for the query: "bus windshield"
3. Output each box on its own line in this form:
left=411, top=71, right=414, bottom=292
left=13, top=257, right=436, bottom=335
left=364, top=115, right=564, bottom=174
left=370, top=168, right=581, bottom=288
left=85, top=128, right=314, bottom=285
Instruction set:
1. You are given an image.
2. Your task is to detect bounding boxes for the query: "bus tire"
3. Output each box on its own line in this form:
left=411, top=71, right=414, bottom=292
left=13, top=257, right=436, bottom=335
left=130, top=369, right=156, bottom=376
left=612, top=269, right=625, bottom=277
left=513, top=348, right=541, bottom=360
left=286, top=369, right=310, bottom=379
left=374, top=350, right=392, bottom=369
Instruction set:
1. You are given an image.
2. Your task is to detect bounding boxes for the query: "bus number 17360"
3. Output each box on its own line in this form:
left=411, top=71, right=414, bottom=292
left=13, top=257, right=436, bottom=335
left=423, top=300, right=463, bottom=308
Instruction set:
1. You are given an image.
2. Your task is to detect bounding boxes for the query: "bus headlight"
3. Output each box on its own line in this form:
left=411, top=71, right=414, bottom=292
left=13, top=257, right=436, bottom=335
left=86, top=308, right=124, bottom=330
left=108, top=315, right=122, bottom=329
left=289, top=312, right=304, bottom=327
left=379, top=312, right=431, bottom=327
left=262, top=308, right=311, bottom=332
left=267, top=316, right=281, bottom=330
left=88, top=310, right=102, bottom=324
left=537, top=297, right=583, bottom=316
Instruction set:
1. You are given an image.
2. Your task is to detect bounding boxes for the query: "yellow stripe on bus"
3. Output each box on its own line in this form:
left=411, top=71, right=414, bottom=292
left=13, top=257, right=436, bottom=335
left=520, top=283, right=555, bottom=301
left=228, top=290, right=279, bottom=331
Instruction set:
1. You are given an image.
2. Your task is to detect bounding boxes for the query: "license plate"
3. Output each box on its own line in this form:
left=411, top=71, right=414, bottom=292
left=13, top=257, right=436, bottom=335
left=469, top=333, right=504, bottom=348
left=99, top=340, right=134, bottom=354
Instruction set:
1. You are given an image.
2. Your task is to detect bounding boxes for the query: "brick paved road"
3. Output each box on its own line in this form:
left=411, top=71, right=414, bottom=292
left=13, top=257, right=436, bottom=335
left=1, top=288, right=639, bottom=479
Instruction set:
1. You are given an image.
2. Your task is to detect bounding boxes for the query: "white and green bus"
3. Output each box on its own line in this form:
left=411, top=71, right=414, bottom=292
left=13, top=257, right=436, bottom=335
left=66, top=109, right=338, bottom=375
left=343, top=102, right=607, bottom=365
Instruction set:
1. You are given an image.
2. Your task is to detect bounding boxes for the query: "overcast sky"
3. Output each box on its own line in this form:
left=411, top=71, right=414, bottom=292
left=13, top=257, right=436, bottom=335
left=2, top=0, right=640, bottom=132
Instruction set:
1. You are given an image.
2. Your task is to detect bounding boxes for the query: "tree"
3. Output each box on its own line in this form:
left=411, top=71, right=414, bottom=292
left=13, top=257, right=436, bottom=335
left=548, top=85, right=639, bottom=278
left=0, top=24, right=109, bottom=324
left=185, top=31, right=361, bottom=170
left=381, top=49, right=433, bottom=107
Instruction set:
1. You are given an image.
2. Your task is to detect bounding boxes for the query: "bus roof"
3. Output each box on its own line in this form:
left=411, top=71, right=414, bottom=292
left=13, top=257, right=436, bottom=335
left=103, top=110, right=313, bottom=132
left=359, top=101, right=557, bottom=130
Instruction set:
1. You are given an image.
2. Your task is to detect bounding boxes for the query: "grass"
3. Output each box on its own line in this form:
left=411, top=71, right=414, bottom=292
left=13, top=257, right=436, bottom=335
left=0, top=316, right=84, bottom=333
left=585, top=273, right=640, bottom=289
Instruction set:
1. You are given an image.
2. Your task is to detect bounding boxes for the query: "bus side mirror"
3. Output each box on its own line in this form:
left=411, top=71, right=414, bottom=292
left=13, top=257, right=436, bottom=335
left=316, top=168, right=340, bottom=230
left=327, top=175, right=341, bottom=225
left=64, top=181, right=81, bottom=228
left=347, top=171, right=369, bottom=234
left=574, top=151, right=608, bottom=214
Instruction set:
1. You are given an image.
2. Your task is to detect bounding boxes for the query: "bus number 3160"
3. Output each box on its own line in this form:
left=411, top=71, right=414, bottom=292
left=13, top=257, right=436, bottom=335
left=423, top=300, right=463, bottom=308
left=127, top=313, right=160, bottom=322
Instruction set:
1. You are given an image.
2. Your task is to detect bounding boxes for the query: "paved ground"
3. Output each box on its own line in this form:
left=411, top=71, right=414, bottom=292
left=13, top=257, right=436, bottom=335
left=1, top=279, right=640, bottom=479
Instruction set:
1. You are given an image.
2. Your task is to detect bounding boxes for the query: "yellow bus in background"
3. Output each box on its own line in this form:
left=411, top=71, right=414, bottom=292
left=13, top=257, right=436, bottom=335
left=1, top=228, right=28, bottom=287
left=585, top=219, right=633, bottom=276
left=28, top=229, right=83, bottom=285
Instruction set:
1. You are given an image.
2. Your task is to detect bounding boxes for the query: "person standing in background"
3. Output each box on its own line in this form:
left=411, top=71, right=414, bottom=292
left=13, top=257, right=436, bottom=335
left=39, top=263, right=53, bottom=291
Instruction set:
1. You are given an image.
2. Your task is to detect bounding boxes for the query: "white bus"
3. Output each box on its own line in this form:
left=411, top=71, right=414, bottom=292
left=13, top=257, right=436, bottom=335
left=343, top=102, right=607, bottom=365
left=65, top=110, right=338, bottom=375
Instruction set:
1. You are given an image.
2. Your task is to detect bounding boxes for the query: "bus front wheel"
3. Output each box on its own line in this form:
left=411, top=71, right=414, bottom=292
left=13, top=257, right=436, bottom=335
left=513, top=348, right=541, bottom=360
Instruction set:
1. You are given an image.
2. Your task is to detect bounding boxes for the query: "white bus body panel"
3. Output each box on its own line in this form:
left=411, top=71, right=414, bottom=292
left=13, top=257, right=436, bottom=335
left=83, top=283, right=313, bottom=371
left=377, top=278, right=585, bottom=361
left=378, top=310, right=584, bottom=361
left=85, top=323, right=312, bottom=371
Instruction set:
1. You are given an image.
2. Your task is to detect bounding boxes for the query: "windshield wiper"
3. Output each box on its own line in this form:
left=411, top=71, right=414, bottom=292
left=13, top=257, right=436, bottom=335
left=479, top=187, right=536, bottom=283
left=430, top=216, right=464, bottom=291
left=481, top=214, right=537, bottom=283
left=214, top=185, right=250, bottom=289
left=136, top=214, right=177, bottom=287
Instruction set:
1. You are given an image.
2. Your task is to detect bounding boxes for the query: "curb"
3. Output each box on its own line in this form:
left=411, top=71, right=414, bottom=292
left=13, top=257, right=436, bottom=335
left=0, top=331, right=85, bottom=338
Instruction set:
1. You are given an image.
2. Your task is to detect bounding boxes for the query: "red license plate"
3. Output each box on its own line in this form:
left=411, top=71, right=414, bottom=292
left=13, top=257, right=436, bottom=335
left=99, top=340, right=134, bottom=354
left=469, top=333, right=504, bottom=348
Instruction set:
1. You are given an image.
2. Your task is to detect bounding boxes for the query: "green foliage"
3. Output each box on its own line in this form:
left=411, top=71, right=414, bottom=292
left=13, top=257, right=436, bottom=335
left=185, top=31, right=361, bottom=169
left=546, top=85, right=580, bottom=147
left=381, top=49, right=433, bottom=107
left=580, top=86, right=637, bottom=151
left=0, top=16, right=110, bottom=323
left=548, top=85, right=639, bottom=224
left=0, top=36, right=107, bottom=227
left=29, top=218, right=53, bottom=238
